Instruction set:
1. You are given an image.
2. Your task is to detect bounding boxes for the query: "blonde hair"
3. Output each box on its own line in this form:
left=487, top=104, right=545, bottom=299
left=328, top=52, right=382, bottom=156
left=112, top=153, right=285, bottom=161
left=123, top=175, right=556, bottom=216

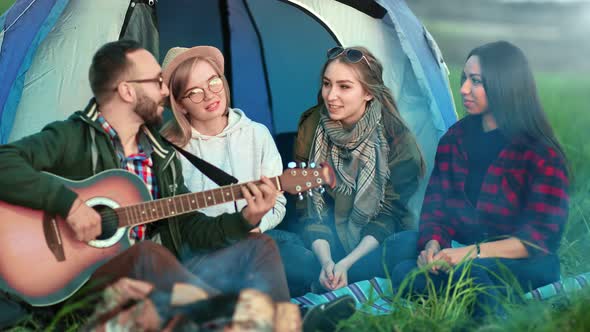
left=161, top=56, right=231, bottom=146
left=321, top=46, right=425, bottom=174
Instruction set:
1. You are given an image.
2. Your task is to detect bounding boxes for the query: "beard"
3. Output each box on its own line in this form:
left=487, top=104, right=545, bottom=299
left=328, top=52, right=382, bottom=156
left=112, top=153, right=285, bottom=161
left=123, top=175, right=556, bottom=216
left=134, top=93, right=163, bottom=127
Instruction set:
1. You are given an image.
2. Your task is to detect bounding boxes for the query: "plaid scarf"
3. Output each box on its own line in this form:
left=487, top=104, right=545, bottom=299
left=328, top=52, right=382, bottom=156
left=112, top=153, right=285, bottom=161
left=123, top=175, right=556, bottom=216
left=308, top=100, right=390, bottom=231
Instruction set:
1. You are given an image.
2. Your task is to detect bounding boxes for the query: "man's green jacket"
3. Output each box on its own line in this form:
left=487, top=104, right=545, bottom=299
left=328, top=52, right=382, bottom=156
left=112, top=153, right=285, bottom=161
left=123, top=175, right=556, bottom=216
left=0, top=100, right=254, bottom=258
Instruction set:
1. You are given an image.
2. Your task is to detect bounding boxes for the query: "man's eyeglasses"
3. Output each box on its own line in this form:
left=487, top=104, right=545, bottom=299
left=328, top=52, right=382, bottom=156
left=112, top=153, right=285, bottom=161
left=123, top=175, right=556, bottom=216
left=114, top=75, right=164, bottom=91
left=327, top=46, right=371, bottom=68
left=182, top=76, right=224, bottom=104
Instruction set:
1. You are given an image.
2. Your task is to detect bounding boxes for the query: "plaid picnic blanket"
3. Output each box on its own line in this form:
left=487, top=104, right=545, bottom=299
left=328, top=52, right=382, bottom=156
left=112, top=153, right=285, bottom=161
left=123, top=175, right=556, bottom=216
left=291, top=272, right=590, bottom=314
left=291, top=278, right=395, bottom=315
left=525, top=272, right=590, bottom=301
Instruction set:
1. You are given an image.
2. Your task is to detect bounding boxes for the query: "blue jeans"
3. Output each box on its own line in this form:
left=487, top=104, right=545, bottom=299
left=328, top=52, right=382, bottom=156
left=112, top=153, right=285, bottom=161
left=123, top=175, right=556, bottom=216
left=266, top=229, right=319, bottom=296
left=267, top=229, right=419, bottom=296
left=183, top=234, right=291, bottom=302
left=390, top=231, right=561, bottom=319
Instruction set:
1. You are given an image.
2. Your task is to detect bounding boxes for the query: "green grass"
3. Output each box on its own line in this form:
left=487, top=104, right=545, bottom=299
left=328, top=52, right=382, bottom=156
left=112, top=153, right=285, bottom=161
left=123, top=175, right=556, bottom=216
left=0, top=0, right=16, bottom=17
left=337, top=287, right=590, bottom=332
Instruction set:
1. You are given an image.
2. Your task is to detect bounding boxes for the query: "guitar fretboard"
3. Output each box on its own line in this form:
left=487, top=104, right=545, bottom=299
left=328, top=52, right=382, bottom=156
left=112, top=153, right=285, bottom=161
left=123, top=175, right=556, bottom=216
left=115, top=176, right=281, bottom=226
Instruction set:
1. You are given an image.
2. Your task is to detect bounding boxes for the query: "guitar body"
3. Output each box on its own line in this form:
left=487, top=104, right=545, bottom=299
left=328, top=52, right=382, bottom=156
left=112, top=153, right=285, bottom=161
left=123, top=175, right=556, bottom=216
left=0, top=164, right=335, bottom=307
left=0, top=170, right=152, bottom=306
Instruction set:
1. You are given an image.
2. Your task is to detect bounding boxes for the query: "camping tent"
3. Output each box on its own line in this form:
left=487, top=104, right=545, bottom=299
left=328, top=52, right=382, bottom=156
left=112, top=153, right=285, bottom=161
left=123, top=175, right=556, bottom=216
left=0, top=0, right=457, bottom=223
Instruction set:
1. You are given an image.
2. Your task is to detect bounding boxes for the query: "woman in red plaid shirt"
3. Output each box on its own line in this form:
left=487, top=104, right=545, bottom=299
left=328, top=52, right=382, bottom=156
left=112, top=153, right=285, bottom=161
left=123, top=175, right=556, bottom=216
left=390, top=41, right=570, bottom=319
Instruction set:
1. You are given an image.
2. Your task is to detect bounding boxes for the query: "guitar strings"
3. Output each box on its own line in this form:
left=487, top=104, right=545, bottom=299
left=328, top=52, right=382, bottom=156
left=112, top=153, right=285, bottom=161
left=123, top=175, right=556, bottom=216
left=89, top=177, right=284, bottom=227
left=94, top=204, right=197, bottom=226
left=97, top=187, right=248, bottom=226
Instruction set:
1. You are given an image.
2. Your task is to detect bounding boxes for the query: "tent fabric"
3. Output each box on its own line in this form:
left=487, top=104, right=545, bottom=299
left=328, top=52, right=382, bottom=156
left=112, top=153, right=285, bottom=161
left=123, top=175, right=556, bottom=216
left=226, top=0, right=274, bottom=131
left=422, top=27, right=458, bottom=120
left=2, top=0, right=457, bottom=140
left=121, top=2, right=159, bottom=61
left=0, top=0, right=68, bottom=143
left=381, top=0, right=456, bottom=129
left=158, top=1, right=225, bottom=59
left=6, top=0, right=130, bottom=143
left=1, top=0, right=53, bottom=116
left=379, top=0, right=459, bottom=218
left=0, top=0, right=457, bottom=220
left=244, top=0, right=339, bottom=134
left=0, top=9, right=7, bottom=48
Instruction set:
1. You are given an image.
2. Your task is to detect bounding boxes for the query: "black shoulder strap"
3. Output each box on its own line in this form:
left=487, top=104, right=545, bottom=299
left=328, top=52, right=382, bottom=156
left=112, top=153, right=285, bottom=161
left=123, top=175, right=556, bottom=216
left=161, top=137, right=238, bottom=186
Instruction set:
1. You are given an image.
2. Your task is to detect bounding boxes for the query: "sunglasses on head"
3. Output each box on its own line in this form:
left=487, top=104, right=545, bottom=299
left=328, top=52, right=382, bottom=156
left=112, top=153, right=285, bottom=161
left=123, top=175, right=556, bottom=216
left=327, top=46, right=371, bottom=67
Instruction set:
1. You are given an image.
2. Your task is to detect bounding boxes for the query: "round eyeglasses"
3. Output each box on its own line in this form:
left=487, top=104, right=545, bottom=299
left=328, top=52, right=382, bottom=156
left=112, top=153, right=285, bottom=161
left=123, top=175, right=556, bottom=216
left=182, top=77, right=224, bottom=104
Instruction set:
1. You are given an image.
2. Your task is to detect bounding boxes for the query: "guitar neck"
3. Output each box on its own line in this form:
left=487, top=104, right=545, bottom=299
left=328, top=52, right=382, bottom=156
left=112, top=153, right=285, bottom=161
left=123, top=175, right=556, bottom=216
left=114, top=176, right=281, bottom=227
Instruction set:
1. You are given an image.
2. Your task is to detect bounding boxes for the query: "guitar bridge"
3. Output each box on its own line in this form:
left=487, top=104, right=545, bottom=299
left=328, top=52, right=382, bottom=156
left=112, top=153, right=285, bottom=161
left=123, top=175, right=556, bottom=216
left=43, top=213, right=65, bottom=261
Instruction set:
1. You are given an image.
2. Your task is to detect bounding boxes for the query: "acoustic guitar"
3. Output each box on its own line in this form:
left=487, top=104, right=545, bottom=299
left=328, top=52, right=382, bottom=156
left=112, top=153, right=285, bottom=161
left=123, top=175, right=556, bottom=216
left=0, top=164, right=335, bottom=306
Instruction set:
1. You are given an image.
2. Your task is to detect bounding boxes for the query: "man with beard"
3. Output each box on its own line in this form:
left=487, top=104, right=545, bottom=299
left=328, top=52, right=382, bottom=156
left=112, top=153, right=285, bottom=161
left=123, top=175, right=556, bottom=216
left=0, top=40, right=294, bottom=329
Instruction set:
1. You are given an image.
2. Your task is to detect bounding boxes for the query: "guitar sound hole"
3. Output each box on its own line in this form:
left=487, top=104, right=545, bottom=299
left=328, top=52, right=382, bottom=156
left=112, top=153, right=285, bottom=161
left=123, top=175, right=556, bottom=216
left=94, top=205, right=120, bottom=240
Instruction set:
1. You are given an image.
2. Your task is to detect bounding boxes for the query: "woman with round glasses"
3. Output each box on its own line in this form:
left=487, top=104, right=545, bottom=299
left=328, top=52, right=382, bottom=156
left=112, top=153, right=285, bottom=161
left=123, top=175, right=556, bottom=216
left=292, top=46, right=425, bottom=291
left=391, top=41, right=570, bottom=319
left=161, top=46, right=286, bottom=234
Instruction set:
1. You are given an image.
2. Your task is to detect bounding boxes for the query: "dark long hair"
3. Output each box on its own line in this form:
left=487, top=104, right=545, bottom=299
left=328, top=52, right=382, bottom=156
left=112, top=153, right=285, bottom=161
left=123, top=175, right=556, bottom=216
left=468, top=41, right=567, bottom=162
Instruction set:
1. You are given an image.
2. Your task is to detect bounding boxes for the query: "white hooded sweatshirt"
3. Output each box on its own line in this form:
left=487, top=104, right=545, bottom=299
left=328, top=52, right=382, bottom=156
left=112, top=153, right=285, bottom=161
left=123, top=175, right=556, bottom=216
left=179, top=108, right=286, bottom=232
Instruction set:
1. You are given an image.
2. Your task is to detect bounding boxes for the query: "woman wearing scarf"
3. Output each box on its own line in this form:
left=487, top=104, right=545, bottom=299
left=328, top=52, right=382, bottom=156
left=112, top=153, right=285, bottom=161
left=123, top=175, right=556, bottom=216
left=293, top=46, right=425, bottom=291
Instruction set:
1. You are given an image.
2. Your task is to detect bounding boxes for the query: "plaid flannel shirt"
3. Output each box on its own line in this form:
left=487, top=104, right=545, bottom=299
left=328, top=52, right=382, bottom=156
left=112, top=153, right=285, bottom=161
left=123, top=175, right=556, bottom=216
left=418, top=116, right=569, bottom=256
left=98, top=114, right=159, bottom=240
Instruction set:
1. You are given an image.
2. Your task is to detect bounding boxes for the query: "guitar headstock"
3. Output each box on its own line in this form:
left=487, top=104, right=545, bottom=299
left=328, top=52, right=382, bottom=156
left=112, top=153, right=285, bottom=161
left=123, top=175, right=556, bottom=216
left=279, top=162, right=336, bottom=195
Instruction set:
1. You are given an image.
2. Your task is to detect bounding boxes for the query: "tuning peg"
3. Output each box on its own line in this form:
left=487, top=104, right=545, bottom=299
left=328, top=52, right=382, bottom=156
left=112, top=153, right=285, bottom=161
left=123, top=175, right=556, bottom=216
left=297, top=193, right=304, bottom=201
left=309, top=162, right=316, bottom=168
left=287, top=161, right=297, bottom=169
left=318, top=187, right=326, bottom=194
left=307, top=189, right=314, bottom=197
left=299, top=162, right=307, bottom=168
